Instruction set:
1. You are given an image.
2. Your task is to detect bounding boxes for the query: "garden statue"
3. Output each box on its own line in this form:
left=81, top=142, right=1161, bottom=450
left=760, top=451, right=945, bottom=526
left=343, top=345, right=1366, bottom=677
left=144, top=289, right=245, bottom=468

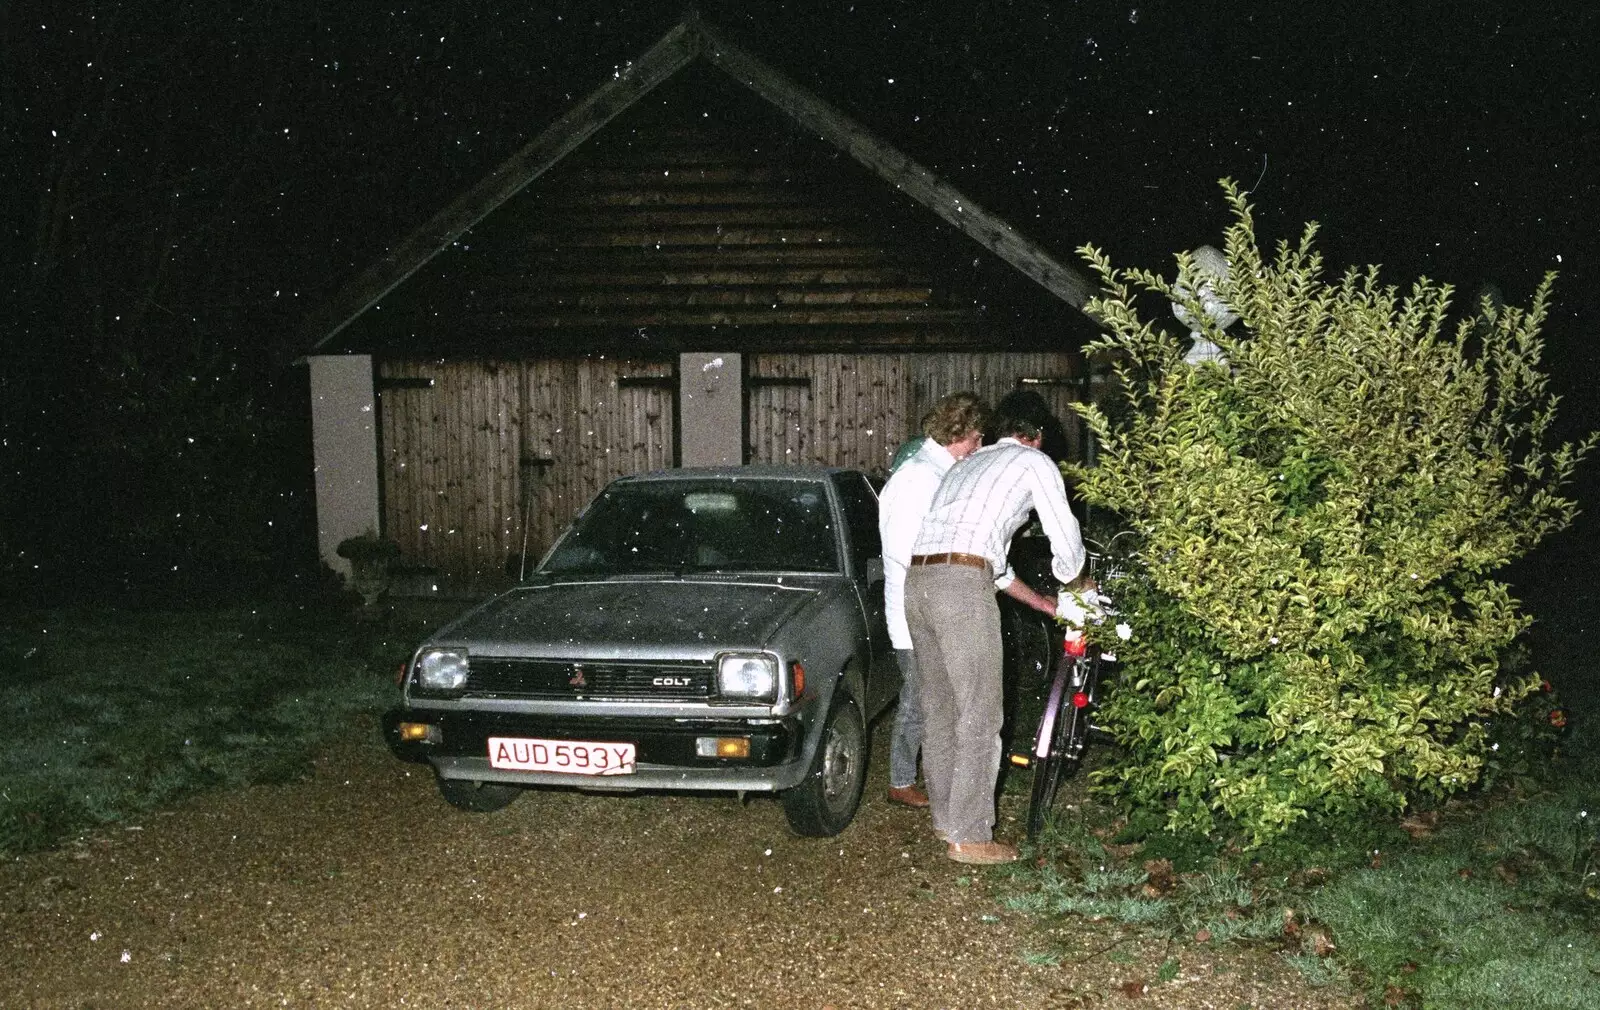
left=335, top=530, right=401, bottom=607
left=1170, top=243, right=1238, bottom=366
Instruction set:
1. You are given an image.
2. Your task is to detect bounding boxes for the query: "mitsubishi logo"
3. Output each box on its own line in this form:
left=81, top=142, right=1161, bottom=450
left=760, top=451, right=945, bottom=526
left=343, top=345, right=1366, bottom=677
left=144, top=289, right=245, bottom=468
left=568, top=665, right=587, bottom=689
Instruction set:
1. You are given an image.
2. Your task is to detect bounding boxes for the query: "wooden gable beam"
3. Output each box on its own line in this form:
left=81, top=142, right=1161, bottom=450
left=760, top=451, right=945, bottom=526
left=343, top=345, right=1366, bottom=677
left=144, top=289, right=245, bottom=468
left=695, top=23, right=1096, bottom=311
left=308, top=19, right=703, bottom=351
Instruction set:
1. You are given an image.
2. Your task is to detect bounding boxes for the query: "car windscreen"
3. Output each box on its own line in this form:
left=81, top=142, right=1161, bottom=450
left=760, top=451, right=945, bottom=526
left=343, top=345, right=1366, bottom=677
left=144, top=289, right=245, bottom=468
left=540, top=478, right=840, bottom=575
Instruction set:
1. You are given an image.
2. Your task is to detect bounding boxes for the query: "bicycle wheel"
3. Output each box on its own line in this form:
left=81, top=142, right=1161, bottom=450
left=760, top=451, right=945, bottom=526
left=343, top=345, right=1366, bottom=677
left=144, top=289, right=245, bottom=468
left=1024, top=654, right=1102, bottom=840
left=1025, top=663, right=1071, bottom=840
left=1003, top=602, right=1054, bottom=692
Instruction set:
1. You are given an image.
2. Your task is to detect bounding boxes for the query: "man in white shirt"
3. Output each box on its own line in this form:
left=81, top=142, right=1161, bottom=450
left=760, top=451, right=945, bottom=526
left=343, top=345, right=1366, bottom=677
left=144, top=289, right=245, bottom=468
left=878, top=392, right=989, bottom=810
left=904, top=397, right=1088, bottom=864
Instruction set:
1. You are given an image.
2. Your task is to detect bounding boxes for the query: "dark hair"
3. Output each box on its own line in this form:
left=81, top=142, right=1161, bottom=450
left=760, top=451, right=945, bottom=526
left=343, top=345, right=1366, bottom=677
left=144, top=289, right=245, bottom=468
left=990, top=389, right=1054, bottom=441
left=922, top=391, right=989, bottom=444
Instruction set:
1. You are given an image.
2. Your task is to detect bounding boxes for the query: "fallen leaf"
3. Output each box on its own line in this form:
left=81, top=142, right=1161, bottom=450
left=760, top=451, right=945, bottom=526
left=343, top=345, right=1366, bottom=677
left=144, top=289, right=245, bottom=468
left=1194, top=928, right=1212, bottom=942
left=1142, top=857, right=1176, bottom=893
left=1399, top=810, right=1438, bottom=840
left=1307, top=926, right=1337, bottom=957
left=1282, top=907, right=1300, bottom=936
left=1118, top=978, right=1148, bottom=999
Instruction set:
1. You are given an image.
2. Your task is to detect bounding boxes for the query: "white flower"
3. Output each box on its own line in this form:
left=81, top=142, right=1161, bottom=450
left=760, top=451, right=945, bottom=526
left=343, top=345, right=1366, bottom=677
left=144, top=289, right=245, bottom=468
left=1115, top=622, right=1132, bottom=641
left=120, top=950, right=131, bottom=963
left=1269, top=636, right=1280, bottom=645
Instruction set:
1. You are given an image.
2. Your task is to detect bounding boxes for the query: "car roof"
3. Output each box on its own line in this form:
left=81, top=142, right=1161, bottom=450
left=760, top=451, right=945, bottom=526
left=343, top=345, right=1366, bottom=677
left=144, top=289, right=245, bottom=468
left=613, top=465, right=854, bottom=483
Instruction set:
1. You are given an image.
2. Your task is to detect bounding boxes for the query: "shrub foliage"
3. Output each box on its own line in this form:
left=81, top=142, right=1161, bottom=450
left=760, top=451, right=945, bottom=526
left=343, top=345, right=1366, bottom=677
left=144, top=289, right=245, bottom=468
left=1071, top=181, right=1594, bottom=843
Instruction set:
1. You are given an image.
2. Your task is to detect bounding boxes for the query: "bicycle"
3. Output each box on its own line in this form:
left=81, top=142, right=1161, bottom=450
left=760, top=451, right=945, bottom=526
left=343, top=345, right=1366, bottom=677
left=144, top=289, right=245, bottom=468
left=1009, top=543, right=1122, bottom=841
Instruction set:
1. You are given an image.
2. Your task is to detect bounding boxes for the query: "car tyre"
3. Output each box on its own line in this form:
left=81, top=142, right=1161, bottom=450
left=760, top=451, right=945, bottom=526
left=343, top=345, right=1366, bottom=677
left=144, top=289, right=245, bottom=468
left=436, top=776, right=521, bottom=812
left=783, top=690, right=868, bottom=837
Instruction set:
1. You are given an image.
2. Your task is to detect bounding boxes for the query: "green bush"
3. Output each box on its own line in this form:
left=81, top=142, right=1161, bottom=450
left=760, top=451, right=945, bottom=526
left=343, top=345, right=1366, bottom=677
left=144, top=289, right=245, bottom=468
left=1070, top=180, right=1594, bottom=844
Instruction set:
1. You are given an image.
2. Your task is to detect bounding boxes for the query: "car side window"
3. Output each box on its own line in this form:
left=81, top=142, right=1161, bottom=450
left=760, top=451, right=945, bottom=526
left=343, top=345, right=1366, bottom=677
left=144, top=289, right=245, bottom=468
left=830, top=472, right=881, bottom=579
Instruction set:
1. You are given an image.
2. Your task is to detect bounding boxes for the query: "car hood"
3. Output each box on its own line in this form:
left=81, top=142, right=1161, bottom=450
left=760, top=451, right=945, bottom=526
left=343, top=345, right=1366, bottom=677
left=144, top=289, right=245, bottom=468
left=433, top=577, right=826, bottom=660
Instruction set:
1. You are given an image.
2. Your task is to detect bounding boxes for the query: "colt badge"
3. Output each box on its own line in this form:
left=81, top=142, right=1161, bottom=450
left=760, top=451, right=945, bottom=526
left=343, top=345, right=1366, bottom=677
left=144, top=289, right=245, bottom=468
left=568, top=664, right=587, bottom=689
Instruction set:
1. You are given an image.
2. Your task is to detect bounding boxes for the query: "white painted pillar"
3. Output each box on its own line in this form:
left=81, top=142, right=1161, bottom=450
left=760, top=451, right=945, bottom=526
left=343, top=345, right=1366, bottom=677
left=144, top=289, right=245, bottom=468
left=308, top=354, right=382, bottom=579
left=678, top=352, right=743, bottom=467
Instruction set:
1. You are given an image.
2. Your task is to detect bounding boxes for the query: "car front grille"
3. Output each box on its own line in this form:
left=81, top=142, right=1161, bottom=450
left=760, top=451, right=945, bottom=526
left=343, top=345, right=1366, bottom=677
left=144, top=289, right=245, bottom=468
left=466, top=658, right=715, bottom=700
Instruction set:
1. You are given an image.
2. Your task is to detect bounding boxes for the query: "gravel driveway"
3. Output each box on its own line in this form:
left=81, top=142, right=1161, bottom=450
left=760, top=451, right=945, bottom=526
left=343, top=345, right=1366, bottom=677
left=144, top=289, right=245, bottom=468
left=1, top=718, right=1357, bottom=1009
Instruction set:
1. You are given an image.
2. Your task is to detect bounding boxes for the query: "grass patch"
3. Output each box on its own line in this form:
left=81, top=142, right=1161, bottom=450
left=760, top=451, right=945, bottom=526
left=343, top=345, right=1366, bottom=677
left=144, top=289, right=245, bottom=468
left=1305, top=741, right=1600, bottom=1009
left=0, top=602, right=421, bottom=854
left=999, top=717, right=1600, bottom=1009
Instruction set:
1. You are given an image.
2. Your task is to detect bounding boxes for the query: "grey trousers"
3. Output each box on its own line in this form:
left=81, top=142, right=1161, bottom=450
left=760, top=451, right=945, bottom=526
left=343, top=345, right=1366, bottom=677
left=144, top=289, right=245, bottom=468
left=888, top=648, right=924, bottom=789
left=903, top=563, right=1004, bottom=844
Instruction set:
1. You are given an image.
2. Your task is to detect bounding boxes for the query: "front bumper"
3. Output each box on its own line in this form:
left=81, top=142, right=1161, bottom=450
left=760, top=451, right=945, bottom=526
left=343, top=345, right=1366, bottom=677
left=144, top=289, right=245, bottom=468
left=382, top=707, right=811, bottom=792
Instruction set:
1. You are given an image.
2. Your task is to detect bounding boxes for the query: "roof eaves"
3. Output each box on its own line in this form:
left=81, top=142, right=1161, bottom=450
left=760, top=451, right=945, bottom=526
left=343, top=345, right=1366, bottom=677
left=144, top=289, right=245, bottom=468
left=695, top=20, right=1095, bottom=311
left=307, top=13, right=1098, bottom=355
left=306, top=18, right=704, bottom=352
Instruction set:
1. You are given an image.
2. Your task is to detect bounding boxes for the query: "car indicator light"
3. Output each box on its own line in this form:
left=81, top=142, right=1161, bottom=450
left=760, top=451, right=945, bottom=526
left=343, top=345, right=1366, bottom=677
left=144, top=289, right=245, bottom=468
left=398, top=722, right=439, bottom=743
left=696, top=736, right=751, bottom=758
left=791, top=661, right=806, bottom=697
left=1072, top=691, right=1090, bottom=709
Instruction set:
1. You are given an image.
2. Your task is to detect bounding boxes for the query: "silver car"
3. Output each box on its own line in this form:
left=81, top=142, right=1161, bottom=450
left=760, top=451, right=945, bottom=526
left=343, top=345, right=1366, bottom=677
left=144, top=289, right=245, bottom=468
left=384, top=466, right=897, bottom=836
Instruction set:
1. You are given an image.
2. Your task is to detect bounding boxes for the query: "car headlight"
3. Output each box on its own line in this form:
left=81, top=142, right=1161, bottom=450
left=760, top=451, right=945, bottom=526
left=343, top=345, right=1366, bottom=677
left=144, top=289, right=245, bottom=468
left=716, top=653, right=778, bottom=701
left=413, top=648, right=469, bottom=693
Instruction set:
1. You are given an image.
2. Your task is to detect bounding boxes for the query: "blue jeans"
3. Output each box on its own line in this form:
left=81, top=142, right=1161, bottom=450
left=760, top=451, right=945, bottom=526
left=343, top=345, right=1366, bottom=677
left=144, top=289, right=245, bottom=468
left=889, top=648, right=924, bottom=789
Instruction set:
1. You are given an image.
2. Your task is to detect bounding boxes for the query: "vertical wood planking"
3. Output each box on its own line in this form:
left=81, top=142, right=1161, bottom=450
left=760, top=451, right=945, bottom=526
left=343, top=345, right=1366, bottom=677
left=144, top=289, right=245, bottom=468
left=744, top=351, right=1083, bottom=475
left=377, top=351, right=1081, bottom=582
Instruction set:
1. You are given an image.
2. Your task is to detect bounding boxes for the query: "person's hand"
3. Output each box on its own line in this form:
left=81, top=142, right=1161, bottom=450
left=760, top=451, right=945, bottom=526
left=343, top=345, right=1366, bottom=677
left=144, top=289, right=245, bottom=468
left=1065, top=573, right=1098, bottom=594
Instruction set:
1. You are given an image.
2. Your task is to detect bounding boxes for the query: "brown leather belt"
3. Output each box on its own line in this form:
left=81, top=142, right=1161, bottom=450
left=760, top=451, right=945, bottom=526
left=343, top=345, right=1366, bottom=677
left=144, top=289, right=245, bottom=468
left=910, top=552, right=990, bottom=571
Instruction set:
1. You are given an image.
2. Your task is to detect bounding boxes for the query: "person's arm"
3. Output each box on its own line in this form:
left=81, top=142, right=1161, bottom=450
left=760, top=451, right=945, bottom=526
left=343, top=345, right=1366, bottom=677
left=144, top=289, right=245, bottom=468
left=878, top=465, right=938, bottom=572
left=1000, top=578, right=1055, bottom=616
left=1027, top=453, right=1087, bottom=585
left=879, top=461, right=941, bottom=648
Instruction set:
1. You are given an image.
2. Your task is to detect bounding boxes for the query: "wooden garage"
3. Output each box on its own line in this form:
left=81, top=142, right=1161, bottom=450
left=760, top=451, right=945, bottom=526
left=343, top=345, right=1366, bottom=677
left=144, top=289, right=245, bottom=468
left=305, top=14, right=1103, bottom=589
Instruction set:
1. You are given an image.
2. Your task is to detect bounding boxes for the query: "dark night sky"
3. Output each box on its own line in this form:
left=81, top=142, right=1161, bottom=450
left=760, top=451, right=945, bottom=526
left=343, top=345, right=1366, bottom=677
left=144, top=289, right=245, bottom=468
left=4, top=0, right=1599, bottom=578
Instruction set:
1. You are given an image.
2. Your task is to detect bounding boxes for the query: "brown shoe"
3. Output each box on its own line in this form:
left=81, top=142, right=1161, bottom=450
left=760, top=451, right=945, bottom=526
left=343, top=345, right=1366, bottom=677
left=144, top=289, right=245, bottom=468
left=887, top=784, right=930, bottom=808
left=946, top=841, right=1019, bottom=865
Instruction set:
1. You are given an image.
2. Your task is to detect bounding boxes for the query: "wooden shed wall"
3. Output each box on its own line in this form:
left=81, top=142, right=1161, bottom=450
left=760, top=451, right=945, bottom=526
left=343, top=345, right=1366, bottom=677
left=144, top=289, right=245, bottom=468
left=377, top=357, right=675, bottom=586
left=379, top=350, right=1087, bottom=584
left=747, top=351, right=1087, bottom=470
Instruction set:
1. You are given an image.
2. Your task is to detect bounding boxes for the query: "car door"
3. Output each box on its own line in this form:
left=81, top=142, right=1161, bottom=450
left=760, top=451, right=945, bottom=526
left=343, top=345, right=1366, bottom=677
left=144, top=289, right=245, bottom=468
left=829, top=471, right=897, bottom=719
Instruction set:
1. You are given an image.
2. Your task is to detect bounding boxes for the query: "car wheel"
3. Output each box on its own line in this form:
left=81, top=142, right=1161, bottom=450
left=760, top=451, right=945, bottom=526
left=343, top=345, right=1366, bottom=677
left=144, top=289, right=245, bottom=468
left=436, top=776, right=521, bottom=813
left=782, top=690, right=868, bottom=837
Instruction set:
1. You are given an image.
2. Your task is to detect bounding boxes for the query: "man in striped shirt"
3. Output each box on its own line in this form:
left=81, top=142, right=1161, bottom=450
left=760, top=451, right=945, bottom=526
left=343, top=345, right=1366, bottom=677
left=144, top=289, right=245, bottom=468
left=903, top=397, right=1088, bottom=864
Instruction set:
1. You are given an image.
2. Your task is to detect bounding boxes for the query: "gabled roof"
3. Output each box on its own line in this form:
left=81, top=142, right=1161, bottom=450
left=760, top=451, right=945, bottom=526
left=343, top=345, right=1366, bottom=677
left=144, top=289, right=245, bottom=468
left=306, top=12, right=1096, bottom=352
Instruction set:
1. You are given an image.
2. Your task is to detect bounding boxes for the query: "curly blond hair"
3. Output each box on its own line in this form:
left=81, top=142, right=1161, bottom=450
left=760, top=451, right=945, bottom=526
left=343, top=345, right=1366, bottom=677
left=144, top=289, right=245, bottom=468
left=922, top=391, right=989, bottom=445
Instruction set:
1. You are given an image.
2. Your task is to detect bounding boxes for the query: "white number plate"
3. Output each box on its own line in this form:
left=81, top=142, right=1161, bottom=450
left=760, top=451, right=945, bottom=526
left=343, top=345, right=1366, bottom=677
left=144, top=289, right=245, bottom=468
left=487, top=736, right=636, bottom=776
